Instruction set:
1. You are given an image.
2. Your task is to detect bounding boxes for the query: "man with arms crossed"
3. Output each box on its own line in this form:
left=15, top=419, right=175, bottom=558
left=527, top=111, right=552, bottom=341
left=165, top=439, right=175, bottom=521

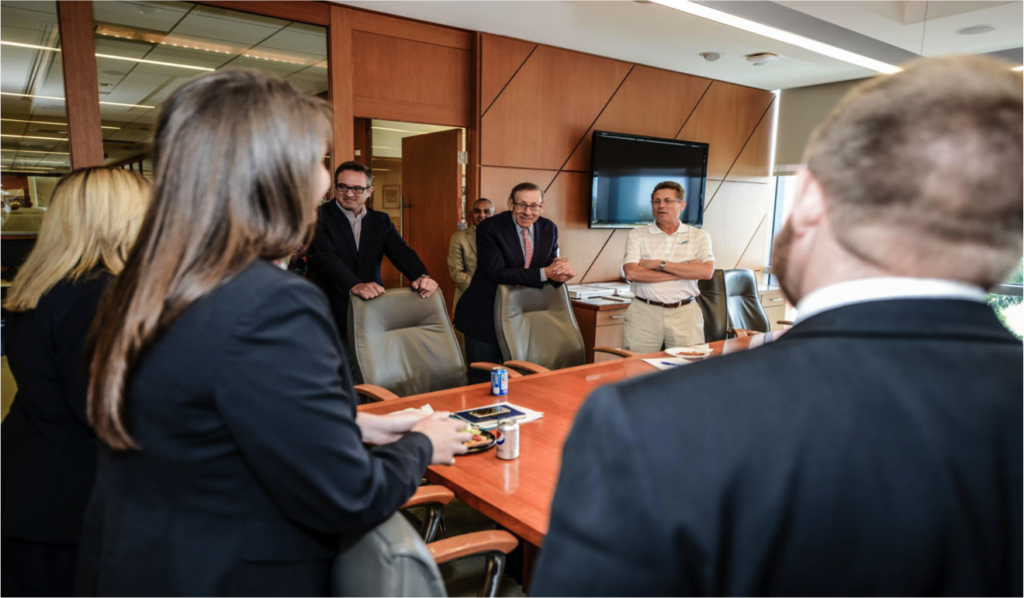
left=622, top=181, right=714, bottom=351
left=307, top=161, right=437, bottom=337
left=448, top=198, right=494, bottom=309
left=535, top=56, right=1022, bottom=596
left=454, top=183, right=576, bottom=382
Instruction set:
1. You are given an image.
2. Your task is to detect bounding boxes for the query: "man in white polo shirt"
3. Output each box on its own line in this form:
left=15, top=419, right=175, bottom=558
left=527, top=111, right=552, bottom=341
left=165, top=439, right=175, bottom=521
left=621, top=181, right=714, bottom=352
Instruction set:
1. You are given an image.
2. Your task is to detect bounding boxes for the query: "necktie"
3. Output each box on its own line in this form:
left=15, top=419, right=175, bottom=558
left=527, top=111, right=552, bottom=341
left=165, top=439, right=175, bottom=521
left=522, top=228, right=533, bottom=267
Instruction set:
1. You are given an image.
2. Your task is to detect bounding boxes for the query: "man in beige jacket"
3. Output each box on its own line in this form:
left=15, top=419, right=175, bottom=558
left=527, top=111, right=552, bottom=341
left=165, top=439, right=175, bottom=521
left=447, top=198, right=494, bottom=308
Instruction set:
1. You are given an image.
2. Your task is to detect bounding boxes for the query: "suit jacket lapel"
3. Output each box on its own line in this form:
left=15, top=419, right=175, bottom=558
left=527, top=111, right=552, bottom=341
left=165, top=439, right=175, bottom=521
left=501, top=212, right=526, bottom=268
left=531, top=219, right=551, bottom=268
left=326, top=201, right=359, bottom=259
left=467, top=227, right=477, bottom=261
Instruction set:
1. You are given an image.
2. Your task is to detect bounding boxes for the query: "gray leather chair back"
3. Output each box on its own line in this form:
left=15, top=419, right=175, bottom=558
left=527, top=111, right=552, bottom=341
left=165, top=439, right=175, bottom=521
left=331, top=513, right=447, bottom=597
left=724, top=269, right=770, bottom=333
left=697, top=269, right=728, bottom=342
left=494, top=284, right=586, bottom=370
left=348, top=288, right=466, bottom=397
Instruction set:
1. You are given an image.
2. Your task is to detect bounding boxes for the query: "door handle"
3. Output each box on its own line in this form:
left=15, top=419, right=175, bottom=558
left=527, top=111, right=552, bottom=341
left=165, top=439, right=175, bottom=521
left=610, top=315, right=625, bottom=319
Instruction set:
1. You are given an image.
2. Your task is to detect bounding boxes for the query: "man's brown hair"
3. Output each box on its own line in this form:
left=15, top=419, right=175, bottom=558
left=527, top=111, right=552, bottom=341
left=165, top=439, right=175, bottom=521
left=651, top=181, right=685, bottom=201
left=806, top=56, right=1023, bottom=288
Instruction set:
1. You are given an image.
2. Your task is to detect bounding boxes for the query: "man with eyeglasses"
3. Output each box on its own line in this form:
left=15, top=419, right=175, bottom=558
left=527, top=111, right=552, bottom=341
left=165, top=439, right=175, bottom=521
left=454, top=182, right=576, bottom=382
left=307, top=161, right=437, bottom=338
left=620, top=181, right=714, bottom=353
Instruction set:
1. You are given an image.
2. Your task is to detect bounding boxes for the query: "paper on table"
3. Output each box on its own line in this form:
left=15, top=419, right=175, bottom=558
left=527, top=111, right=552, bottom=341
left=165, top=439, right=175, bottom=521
left=641, top=357, right=694, bottom=371
left=387, top=404, right=435, bottom=417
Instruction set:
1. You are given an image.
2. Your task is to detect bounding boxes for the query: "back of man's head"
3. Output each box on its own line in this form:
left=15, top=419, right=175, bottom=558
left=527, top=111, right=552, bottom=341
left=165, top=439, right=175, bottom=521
left=806, top=56, right=1022, bottom=288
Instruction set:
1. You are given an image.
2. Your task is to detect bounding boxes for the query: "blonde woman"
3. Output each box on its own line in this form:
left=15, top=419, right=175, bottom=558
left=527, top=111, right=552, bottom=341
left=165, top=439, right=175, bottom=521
left=2, top=167, right=149, bottom=597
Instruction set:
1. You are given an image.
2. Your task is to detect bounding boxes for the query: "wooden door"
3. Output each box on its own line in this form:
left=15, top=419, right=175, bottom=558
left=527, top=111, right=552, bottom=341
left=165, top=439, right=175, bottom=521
left=402, top=129, right=463, bottom=315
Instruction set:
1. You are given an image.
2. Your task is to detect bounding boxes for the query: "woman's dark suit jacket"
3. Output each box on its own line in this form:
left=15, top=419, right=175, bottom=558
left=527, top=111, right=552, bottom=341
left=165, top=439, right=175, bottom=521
left=73, top=260, right=432, bottom=597
left=3, top=274, right=111, bottom=545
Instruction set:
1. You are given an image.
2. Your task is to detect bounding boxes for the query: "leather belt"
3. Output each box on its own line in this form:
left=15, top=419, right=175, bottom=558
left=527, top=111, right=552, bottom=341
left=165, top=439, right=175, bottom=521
left=634, top=296, right=695, bottom=309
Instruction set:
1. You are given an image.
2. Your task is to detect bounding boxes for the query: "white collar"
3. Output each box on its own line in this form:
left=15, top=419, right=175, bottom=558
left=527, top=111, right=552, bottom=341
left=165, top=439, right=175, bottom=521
left=796, top=277, right=986, bottom=323
left=646, top=222, right=686, bottom=236
left=336, top=201, right=367, bottom=221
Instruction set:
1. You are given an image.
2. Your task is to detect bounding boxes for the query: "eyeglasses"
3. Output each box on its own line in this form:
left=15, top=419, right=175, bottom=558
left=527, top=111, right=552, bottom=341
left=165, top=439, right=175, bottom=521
left=651, top=198, right=683, bottom=207
left=336, top=184, right=370, bottom=195
left=512, top=201, right=544, bottom=213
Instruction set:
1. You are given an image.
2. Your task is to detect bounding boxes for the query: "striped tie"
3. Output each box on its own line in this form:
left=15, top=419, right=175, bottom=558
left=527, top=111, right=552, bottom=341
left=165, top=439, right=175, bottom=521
left=523, top=228, right=533, bottom=267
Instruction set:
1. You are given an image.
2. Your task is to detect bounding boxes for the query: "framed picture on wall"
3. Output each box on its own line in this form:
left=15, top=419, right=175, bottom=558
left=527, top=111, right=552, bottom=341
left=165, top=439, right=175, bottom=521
left=383, top=185, right=401, bottom=209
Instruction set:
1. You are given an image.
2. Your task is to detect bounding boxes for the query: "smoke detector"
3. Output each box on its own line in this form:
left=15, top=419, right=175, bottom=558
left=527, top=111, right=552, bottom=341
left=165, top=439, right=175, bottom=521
left=746, top=52, right=781, bottom=66
left=699, top=51, right=724, bottom=62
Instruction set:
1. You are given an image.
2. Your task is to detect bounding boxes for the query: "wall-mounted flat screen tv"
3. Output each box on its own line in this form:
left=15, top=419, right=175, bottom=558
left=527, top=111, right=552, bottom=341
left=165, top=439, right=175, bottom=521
left=589, top=131, right=709, bottom=229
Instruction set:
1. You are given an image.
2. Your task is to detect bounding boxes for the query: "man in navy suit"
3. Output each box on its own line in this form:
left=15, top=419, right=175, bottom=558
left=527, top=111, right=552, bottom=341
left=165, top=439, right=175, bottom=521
left=307, top=161, right=438, bottom=337
left=534, top=56, right=1022, bottom=596
left=454, top=182, right=576, bottom=381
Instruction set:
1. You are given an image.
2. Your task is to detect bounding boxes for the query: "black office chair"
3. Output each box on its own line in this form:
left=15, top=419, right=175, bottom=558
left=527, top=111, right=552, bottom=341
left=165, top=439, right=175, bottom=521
left=697, top=269, right=728, bottom=342
left=491, top=284, right=633, bottom=375
left=723, top=269, right=771, bottom=337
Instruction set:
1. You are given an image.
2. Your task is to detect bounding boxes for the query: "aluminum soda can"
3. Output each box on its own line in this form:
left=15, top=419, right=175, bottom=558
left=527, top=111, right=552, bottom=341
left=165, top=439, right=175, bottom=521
left=496, top=419, right=520, bottom=460
left=490, top=367, right=509, bottom=397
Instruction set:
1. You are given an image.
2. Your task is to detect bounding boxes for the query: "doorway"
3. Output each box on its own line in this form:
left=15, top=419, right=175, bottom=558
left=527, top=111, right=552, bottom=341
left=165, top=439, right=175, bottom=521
left=362, top=119, right=467, bottom=314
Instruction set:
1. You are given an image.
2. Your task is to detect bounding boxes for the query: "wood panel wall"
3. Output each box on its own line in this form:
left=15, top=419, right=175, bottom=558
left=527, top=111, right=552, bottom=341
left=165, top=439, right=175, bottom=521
left=478, top=34, right=777, bottom=283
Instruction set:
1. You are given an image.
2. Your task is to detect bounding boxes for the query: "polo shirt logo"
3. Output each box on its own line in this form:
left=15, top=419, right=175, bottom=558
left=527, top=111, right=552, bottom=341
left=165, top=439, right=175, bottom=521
left=679, top=240, right=688, bottom=245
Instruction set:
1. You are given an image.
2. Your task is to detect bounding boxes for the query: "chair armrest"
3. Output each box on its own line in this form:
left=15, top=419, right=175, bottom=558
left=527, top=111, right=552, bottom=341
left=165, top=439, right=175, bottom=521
left=593, top=346, right=636, bottom=358
left=777, top=320, right=794, bottom=326
left=354, top=383, right=400, bottom=402
left=502, top=360, right=550, bottom=375
left=401, top=486, right=455, bottom=510
left=469, top=362, right=523, bottom=378
left=428, top=530, right=519, bottom=564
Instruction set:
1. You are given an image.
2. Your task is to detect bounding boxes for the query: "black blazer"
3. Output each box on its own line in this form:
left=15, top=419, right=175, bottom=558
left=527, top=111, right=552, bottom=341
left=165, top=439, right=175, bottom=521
left=306, top=202, right=428, bottom=333
left=74, top=261, right=432, bottom=597
left=534, top=299, right=1022, bottom=596
left=2, top=273, right=111, bottom=545
left=453, top=211, right=561, bottom=344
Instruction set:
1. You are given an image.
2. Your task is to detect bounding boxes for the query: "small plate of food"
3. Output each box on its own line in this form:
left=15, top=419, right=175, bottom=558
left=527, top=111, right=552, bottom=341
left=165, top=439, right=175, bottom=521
left=461, top=424, right=497, bottom=453
left=665, top=345, right=713, bottom=360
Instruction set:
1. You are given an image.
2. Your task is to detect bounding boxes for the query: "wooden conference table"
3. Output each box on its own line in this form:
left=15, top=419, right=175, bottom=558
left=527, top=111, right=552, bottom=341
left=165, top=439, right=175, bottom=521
left=359, top=334, right=772, bottom=575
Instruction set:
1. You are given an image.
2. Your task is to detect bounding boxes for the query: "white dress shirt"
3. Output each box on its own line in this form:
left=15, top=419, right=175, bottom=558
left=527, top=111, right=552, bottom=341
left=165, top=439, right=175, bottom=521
left=623, top=222, right=714, bottom=303
left=795, top=277, right=987, bottom=323
left=336, top=202, right=367, bottom=250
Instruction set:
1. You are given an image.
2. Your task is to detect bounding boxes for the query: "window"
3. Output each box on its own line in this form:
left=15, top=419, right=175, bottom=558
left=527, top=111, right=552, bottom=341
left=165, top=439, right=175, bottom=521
left=1, top=1, right=72, bottom=231
left=989, top=259, right=1024, bottom=340
left=90, top=1, right=329, bottom=174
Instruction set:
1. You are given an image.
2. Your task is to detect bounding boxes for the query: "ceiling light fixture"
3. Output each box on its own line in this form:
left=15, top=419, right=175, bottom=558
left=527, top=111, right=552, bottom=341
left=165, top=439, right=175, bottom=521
left=956, top=25, right=997, bottom=35
left=650, top=0, right=902, bottom=74
left=371, top=127, right=427, bottom=135
left=0, top=149, right=71, bottom=155
left=1, top=134, right=67, bottom=141
left=95, top=53, right=214, bottom=72
left=0, top=41, right=59, bottom=51
left=0, top=118, right=119, bottom=130
left=1014, top=66, right=1023, bottom=72
left=1, top=41, right=212, bottom=71
left=1, top=92, right=155, bottom=110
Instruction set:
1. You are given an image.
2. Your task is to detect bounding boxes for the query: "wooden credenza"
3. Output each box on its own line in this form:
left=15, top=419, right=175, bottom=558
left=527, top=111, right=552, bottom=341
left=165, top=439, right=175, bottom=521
left=571, top=299, right=631, bottom=364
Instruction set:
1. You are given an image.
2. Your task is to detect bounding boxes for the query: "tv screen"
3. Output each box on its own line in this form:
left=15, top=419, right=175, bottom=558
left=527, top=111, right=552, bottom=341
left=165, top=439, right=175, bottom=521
left=589, top=131, right=709, bottom=229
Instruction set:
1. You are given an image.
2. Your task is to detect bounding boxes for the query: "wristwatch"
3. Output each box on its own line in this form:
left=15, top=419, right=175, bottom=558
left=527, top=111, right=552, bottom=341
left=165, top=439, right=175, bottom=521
left=657, top=261, right=668, bottom=271
left=419, top=274, right=431, bottom=279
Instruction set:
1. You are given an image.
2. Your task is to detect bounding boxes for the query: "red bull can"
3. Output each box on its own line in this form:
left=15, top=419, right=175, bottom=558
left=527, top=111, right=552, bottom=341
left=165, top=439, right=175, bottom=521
left=490, top=367, right=509, bottom=397
left=496, top=419, right=520, bottom=460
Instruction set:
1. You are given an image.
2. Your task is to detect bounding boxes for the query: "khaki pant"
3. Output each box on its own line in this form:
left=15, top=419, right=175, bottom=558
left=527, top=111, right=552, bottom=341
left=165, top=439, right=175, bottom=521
left=622, top=299, right=705, bottom=354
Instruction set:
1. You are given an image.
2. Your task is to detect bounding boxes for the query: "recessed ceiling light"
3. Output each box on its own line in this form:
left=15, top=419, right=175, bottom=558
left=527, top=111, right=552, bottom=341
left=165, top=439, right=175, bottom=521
left=1, top=41, right=213, bottom=72
left=1, top=134, right=66, bottom=141
left=956, top=25, right=997, bottom=35
left=0, top=149, right=71, bottom=155
left=699, top=51, right=724, bottom=62
left=651, top=0, right=902, bottom=74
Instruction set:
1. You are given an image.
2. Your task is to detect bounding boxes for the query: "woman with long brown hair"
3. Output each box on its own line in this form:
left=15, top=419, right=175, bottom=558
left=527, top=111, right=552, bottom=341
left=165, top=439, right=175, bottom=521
left=74, top=70, right=468, bottom=596
left=2, top=167, right=149, bottom=597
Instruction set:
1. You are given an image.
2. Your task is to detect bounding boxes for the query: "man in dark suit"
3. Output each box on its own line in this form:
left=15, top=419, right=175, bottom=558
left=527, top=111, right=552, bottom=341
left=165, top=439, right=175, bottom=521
left=534, top=56, right=1022, bottom=596
left=453, top=182, right=576, bottom=381
left=307, top=161, right=438, bottom=336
